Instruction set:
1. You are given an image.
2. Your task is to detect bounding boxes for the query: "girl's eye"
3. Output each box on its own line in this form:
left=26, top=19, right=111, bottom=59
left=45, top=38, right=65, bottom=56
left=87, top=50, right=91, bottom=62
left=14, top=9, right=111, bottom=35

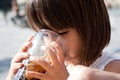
left=58, top=31, right=68, bottom=35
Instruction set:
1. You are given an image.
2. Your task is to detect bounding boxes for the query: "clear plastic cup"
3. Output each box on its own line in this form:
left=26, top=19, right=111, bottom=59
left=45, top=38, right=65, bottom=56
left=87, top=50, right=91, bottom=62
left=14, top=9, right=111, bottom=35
left=13, top=29, right=67, bottom=80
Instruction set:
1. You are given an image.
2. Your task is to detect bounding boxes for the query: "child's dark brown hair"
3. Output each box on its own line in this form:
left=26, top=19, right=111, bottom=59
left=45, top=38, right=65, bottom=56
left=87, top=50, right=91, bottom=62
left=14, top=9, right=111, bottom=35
left=26, top=0, right=111, bottom=66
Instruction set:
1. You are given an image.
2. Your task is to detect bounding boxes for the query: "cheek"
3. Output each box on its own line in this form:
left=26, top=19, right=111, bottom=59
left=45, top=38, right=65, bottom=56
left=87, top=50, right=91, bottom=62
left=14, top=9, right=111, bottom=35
left=65, top=37, right=82, bottom=57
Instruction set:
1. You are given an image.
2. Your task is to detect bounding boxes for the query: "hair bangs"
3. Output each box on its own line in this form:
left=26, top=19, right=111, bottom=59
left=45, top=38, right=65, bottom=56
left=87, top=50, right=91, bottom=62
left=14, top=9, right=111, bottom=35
left=26, top=0, right=73, bottom=32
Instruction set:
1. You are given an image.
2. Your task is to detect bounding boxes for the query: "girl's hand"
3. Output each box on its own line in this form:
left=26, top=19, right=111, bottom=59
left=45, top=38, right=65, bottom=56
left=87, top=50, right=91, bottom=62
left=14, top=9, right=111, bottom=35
left=26, top=42, right=69, bottom=80
left=6, top=36, right=33, bottom=80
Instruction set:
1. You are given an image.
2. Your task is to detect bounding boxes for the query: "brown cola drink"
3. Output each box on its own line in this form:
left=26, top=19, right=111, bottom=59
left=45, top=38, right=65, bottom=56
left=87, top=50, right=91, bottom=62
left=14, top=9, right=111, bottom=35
left=25, top=62, right=46, bottom=80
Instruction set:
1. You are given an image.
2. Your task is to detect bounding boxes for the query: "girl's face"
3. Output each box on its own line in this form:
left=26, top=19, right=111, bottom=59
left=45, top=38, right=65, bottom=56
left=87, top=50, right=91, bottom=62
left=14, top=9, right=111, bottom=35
left=57, top=28, right=82, bottom=64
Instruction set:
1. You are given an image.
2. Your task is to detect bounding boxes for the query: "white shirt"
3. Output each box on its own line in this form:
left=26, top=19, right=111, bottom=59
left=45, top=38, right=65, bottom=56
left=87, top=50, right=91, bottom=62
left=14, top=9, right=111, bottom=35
left=89, top=52, right=120, bottom=70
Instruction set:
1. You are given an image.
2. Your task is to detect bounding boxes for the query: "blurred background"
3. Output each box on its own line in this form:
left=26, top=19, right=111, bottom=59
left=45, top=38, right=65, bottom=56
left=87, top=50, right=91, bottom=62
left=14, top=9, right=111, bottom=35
left=0, top=0, right=120, bottom=80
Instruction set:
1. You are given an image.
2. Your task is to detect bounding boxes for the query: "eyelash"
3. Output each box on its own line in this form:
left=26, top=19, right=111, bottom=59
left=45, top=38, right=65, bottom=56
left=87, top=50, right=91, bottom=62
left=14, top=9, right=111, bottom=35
left=58, top=31, right=68, bottom=35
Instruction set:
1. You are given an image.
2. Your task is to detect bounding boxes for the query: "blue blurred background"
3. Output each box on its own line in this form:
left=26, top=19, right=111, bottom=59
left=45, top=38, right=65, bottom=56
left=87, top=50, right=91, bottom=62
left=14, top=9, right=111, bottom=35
left=0, top=0, right=120, bottom=80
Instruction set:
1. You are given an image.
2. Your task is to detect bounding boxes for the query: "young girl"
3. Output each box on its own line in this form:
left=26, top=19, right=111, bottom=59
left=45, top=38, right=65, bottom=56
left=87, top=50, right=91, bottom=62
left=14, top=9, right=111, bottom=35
left=7, top=0, right=120, bottom=80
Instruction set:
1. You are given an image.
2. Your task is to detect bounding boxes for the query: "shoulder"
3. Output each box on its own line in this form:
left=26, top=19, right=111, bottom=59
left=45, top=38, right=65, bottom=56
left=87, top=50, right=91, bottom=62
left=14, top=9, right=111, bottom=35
left=104, top=60, right=120, bottom=73
left=67, top=65, right=94, bottom=80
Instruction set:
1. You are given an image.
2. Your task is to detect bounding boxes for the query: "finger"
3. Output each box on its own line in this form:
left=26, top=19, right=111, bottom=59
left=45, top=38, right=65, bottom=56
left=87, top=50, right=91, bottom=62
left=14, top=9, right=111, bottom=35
left=12, top=53, right=30, bottom=63
left=29, top=56, right=51, bottom=72
left=18, top=41, right=32, bottom=53
left=18, top=36, right=33, bottom=53
left=25, top=71, right=48, bottom=80
left=11, top=63, right=24, bottom=74
left=51, top=42, right=65, bottom=65
left=47, top=46, right=59, bottom=66
left=26, top=36, right=34, bottom=42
